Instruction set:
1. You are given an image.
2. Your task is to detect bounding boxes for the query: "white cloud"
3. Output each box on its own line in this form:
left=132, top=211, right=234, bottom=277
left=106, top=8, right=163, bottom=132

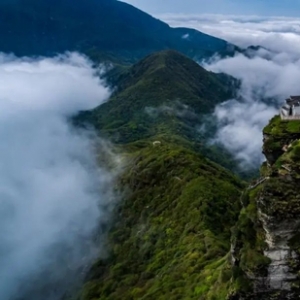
left=203, top=51, right=300, bottom=168
left=206, top=54, right=300, bottom=99
left=159, top=14, right=300, bottom=55
left=0, top=53, right=118, bottom=299
left=212, top=99, right=277, bottom=168
left=159, top=14, right=300, bottom=168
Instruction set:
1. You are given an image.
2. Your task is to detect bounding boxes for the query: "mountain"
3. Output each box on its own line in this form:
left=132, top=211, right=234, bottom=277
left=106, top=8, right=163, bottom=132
left=0, top=0, right=237, bottom=62
left=73, top=49, right=248, bottom=300
left=76, top=50, right=241, bottom=172
left=242, top=45, right=274, bottom=60
left=77, top=50, right=235, bottom=141
left=2, top=1, right=295, bottom=299
left=78, top=104, right=300, bottom=299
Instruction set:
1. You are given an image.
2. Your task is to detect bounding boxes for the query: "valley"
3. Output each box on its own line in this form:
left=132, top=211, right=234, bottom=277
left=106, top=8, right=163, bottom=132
left=0, top=1, right=299, bottom=300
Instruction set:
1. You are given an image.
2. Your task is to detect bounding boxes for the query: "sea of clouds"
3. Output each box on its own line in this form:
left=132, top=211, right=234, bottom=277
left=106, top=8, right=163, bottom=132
left=161, top=14, right=300, bottom=168
left=160, top=14, right=300, bottom=54
left=0, top=52, right=118, bottom=300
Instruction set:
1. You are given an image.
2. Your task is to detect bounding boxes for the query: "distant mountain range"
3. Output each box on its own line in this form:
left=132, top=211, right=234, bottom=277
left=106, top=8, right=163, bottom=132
left=0, top=0, right=238, bottom=62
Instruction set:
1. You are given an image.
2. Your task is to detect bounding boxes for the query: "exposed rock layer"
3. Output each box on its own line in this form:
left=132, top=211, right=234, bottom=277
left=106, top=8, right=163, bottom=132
left=230, top=116, right=300, bottom=299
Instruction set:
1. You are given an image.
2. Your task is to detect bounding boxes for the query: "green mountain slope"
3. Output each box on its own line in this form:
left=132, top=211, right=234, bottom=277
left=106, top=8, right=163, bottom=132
left=81, top=140, right=245, bottom=300
left=0, top=0, right=237, bottom=62
left=77, top=50, right=234, bottom=142
left=76, top=50, right=240, bottom=172
left=74, top=50, right=247, bottom=300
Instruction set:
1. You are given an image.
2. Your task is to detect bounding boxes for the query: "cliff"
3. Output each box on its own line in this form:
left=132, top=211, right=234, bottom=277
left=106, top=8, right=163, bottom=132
left=230, top=115, right=300, bottom=299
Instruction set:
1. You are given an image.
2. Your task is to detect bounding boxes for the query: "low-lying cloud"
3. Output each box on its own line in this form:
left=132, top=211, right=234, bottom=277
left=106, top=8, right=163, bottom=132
left=0, top=53, right=118, bottom=299
left=145, top=101, right=198, bottom=120
left=159, top=14, right=300, bottom=56
left=203, top=52, right=300, bottom=168
left=159, top=13, right=300, bottom=168
left=159, top=14, right=300, bottom=168
left=212, top=100, right=277, bottom=167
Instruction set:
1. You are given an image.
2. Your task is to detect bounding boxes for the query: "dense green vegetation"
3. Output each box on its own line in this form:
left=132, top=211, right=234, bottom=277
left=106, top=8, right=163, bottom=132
left=78, top=50, right=234, bottom=140
left=264, top=115, right=300, bottom=136
left=76, top=50, right=242, bottom=173
left=72, top=49, right=250, bottom=299
left=263, top=115, right=300, bottom=165
left=229, top=116, right=300, bottom=299
left=80, top=139, right=245, bottom=300
left=230, top=185, right=270, bottom=296
left=0, top=0, right=237, bottom=62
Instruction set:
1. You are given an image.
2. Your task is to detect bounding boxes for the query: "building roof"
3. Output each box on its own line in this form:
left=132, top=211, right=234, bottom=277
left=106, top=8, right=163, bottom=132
left=286, top=95, right=300, bottom=106
left=291, top=95, right=300, bottom=101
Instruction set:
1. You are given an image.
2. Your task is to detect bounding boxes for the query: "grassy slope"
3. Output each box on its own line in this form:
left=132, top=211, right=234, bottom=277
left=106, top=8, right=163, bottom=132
left=263, top=115, right=300, bottom=165
left=81, top=140, right=245, bottom=300
left=264, top=115, right=300, bottom=136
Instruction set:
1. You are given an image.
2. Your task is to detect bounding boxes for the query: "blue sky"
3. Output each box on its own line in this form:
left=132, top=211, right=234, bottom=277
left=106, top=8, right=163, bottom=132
left=121, top=0, right=300, bottom=16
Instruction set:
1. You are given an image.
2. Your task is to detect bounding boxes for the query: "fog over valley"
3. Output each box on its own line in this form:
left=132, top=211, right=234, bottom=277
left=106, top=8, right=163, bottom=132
left=0, top=53, right=119, bottom=300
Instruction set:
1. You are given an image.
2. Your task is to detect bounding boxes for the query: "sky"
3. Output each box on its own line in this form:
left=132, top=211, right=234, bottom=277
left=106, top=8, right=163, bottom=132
left=121, top=0, right=300, bottom=16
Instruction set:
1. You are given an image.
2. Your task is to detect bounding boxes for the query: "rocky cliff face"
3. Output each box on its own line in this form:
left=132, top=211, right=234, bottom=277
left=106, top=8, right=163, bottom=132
left=230, top=115, right=300, bottom=299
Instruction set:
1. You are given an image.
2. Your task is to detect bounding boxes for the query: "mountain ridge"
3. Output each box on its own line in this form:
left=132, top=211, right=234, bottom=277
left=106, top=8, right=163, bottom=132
left=0, top=0, right=238, bottom=63
left=80, top=127, right=245, bottom=300
left=77, top=50, right=236, bottom=142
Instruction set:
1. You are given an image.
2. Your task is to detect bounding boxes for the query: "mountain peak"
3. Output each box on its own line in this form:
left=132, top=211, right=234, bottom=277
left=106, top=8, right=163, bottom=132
left=125, top=49, right=208, bottom=83
left=77, top=50, right=234, bottom=144
left=138, top=49, right=203, bottom=67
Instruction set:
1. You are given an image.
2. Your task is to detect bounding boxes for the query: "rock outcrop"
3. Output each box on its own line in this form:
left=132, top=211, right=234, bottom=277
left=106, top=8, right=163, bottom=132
left=230, top=115, right=300, bottom=299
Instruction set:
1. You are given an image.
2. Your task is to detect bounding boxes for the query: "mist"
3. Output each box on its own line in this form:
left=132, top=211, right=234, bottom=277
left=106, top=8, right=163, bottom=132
left=0, top=52, right=118, bottom=299
left=160, top=14, right=300, bottom=56
left=203, top=49, right=300, bottom=168
left=159, top=13, right=300, bottom=168
left=165, top=14, right=297, bottom=169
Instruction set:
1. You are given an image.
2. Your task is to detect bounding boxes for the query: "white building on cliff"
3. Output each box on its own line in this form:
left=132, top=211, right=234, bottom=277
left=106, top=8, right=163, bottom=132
left=280, top=96, right=300, bottom=120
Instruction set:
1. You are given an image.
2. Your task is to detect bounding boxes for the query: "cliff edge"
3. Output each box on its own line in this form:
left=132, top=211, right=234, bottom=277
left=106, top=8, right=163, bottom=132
left=230, top=115, right=300, bottom=299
